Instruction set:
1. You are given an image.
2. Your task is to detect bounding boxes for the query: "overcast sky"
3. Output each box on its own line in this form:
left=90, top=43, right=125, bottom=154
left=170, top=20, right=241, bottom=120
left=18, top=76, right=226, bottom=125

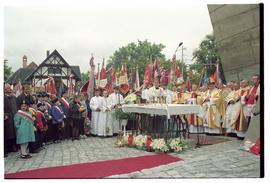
left=4, top=1, right=213, bottom=73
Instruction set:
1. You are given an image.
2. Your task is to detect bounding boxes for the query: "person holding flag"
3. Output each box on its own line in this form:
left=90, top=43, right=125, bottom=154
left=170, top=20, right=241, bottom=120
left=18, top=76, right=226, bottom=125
left=49, top=98, right=65, bottom=143
left=60, top=90, right=71, bottom=139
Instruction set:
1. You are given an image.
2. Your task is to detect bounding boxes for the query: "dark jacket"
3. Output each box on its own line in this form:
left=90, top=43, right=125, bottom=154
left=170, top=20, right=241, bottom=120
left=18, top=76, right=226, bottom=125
left=69, top=101, right=83, bottom=119
left=4, top=94, right=18, bottom=139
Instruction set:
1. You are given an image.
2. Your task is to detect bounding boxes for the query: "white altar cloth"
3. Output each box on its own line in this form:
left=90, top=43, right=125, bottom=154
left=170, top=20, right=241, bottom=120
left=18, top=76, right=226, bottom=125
left=121, top=104, right=201, bottom=119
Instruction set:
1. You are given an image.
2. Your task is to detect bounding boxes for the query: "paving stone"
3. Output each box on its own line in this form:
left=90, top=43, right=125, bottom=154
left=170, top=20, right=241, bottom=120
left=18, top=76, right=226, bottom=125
left=140, top=168, right=153, bottom=175
left=4, top=137, right=260, bottom=178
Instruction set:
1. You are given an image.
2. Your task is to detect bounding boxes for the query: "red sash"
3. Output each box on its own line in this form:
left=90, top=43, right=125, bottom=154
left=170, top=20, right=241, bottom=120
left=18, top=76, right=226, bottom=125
left=29, top=107, right=37, bottom=114
left=17, top=110, right=33, bottom=121
left=246, top=86, right=258, bottom=104
left=45, top=101, right=51, bottom=109
left=54, top=105, right=64, bottom=115
left=60, top=97, right=69, bottom=109
left=36, top=110, right=45, bottom=129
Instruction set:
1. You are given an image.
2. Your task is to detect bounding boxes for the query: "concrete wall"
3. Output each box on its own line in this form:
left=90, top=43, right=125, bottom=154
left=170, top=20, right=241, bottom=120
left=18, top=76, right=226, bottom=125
left=208, top=4, right=260, bottom=82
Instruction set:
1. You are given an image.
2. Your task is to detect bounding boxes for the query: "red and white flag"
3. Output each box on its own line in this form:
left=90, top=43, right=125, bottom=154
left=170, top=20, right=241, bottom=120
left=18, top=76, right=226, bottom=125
left=87, top=54, right=95, bottom=97
left=68, top=74, right=75, bottom=97
left=98, top=58, right=107, bottom=88
left=119, top=63, right=130, bottom=94
left=15, top=80, right=22, bottom=97
left=47, top=75, right=56, bottom=95
left=175, top=65, right=184, bottom=84
left=143, top=64, right=153, bottom=86
left=153, top=59, right=159, bottom=79
left=186, top=79, right=191, bottom=92
left=111, top=64, right=117, bottom=85
left=134, top=65, right=140, bottom=91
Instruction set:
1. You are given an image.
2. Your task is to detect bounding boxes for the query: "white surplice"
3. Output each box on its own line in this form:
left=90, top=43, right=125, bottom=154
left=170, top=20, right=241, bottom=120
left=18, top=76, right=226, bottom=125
left=98, top=97, right=113, bottom=136
left=109, top=92, right=125, bottom=134
left=90, top=96, right=103, bottom=135
left=148, top=86, right=165, bottom=99
left=142, top=88, right=150, bottom=101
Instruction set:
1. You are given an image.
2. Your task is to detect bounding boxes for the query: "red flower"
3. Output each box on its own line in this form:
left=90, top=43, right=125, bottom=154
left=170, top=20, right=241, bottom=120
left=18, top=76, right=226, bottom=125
left=128, top=134, right=134, bottom=146
left=145, top=136, right=153, bottom=151
left=250, top=138, right=260, bottom=155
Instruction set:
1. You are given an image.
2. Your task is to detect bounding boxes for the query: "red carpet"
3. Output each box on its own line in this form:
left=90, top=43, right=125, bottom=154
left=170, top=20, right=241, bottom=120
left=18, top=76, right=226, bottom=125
left=5, top=154, right=182, bottom=179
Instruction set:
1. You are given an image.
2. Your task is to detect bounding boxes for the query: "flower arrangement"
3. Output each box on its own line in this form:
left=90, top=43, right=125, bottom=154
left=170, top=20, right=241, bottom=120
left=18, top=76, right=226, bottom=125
left=115, top=131, right=125, bottom=147
left=115, top=134, right=188, bottom=153
left=128, top=133, right=134, bottom=146
left=124, top=93, right=137, bottom=104
left=168, top=138, right=188, bottom=153
left=145, top=136, right=153, bottom=151
left=134, top=134, right=147, bottom=149
left=123, top=134, right=129, bottom=145
left=151, top=138, right=169, bottom=153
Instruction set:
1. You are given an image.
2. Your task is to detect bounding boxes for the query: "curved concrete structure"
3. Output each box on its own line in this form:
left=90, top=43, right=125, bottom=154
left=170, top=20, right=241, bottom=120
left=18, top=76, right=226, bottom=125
left=208, top=4, right=260, bottom=82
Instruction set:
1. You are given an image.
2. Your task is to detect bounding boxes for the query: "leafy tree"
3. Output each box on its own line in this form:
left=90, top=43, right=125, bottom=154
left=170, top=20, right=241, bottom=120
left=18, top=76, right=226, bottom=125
left=188, top=33, right=226, bottom=85
left=4, top=60, right=13, bottom=82
left=107, top=40, right=167, bottom=83
left=192, top=33, right=221, bottom=76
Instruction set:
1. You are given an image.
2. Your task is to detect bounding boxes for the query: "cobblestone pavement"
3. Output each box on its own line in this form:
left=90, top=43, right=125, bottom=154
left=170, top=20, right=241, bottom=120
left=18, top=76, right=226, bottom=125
left=4, top=136, right=261, bottom=178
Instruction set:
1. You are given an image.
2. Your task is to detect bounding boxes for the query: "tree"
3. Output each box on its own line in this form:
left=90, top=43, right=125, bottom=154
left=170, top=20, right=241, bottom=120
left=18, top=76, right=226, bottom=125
left=189, top=33, right=225, bottom=85
left=107, top=40, right=167, bottom=83
left=81, top=71, right=90, bottom=84
left=192, top=33, right=221, bottom=76
left=4, top=60, right=13, bottom=82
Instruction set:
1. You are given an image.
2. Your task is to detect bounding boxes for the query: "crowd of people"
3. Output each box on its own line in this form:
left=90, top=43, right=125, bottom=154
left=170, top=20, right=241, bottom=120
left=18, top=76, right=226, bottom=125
left=138, top=74, right=260, bottom=138
left=4, top=83, right=127, bottom=159
left=4, top=73, right=260, bottom=159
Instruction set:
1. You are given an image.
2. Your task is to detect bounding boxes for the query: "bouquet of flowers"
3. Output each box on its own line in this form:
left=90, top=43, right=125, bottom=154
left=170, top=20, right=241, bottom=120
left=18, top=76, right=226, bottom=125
left=124, top=93, right=137, bottom=104
left=168, top=138, right=188, bottom=153
left=115, top=131, right=125, bottom=147
left=151, top=138, right=169, bottom=153
left=134, top=135, right=147, bottom=149
left=128, top=133, right=134, bottom=146
left=123, top=134, right=129, bottom=145
left=145, top=136, right=153, bottom=151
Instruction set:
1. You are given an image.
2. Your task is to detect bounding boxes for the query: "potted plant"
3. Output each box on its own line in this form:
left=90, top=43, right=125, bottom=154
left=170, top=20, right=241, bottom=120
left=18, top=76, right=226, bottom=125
left=113, top=108, right=135, bottom=135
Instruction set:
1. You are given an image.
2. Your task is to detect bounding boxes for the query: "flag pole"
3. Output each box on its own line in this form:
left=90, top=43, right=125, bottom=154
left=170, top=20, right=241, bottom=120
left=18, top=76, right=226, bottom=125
left=97, top=63, right=100, bottom=89
left=198, top=66, right=205, bottom=87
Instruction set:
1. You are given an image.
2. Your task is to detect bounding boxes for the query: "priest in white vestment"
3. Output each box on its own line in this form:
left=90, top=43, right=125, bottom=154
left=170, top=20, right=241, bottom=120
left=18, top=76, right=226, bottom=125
left=99, top=90, right=113, bottom=137
left=148, top=79, right=165, bottom=102
left=90, top=89, right=103, bottom=135
left=202, top=78, right=224, bottom=134
left=223, top=82, right=240, bottom=134
left=141, top=83, right=151, bottom=102
left=109, top=85, right=125, bottom=134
